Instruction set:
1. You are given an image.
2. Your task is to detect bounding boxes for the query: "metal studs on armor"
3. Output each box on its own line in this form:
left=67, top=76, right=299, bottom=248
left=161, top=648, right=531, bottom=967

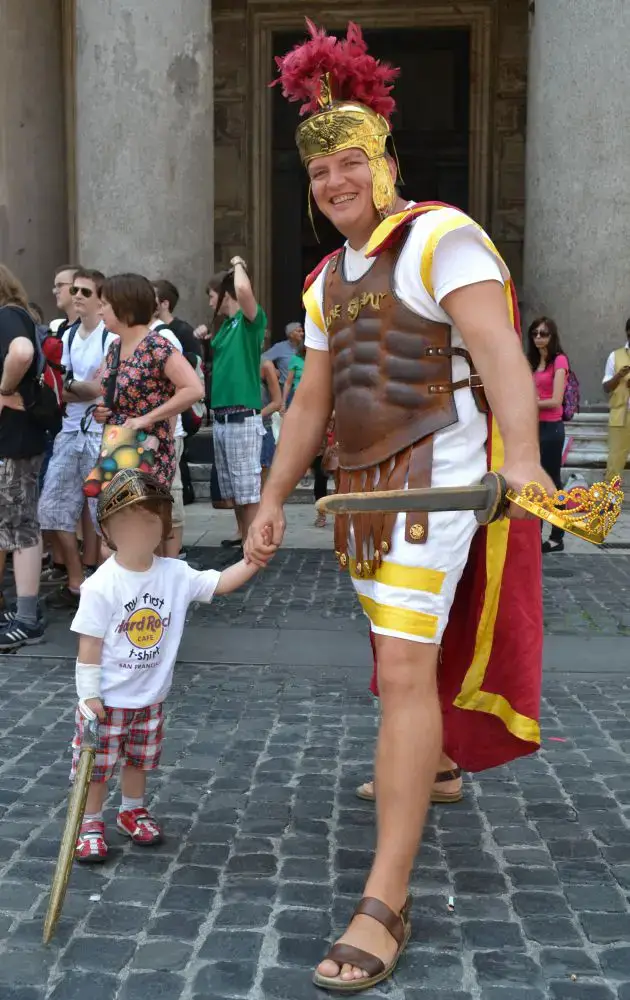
left=355, top=562, right=363, bottom=576
left=409, top=523, right=425, bottom=541
left=381, top=541, right=389, bottom=554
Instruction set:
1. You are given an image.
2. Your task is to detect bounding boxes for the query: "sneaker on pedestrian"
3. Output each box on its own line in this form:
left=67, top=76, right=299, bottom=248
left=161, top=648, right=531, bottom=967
left=0, top=618, right=45, bottom=651
left=75, top=820, right=109, bottom=864
left=46, top=585, right=81, bottom=610
left=117, top=808, right=163, bottom=846
left=41, top=564, right=68, bottom=584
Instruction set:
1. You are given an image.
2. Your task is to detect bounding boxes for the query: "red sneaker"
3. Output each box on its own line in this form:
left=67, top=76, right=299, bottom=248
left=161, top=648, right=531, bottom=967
left=75, top=820, right=108, bottom=864
left=117, top=808, right=162, bottom=846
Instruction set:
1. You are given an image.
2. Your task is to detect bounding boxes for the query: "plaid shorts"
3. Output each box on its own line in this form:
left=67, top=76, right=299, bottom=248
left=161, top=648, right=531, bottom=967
left=39, top=430, right=103, bottom=533
left=0, top=455, right=43, bottom=551
left=70, top=703, right=164, bottom=784
left=213, top=412, right=264, bottom=506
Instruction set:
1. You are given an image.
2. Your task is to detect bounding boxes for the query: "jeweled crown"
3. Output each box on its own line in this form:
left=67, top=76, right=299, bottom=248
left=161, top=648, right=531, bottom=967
left=506, top=477, right=624, bottom=545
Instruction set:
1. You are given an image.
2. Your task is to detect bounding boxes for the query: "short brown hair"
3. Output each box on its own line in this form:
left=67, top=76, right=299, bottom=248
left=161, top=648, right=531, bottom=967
left=73, top=267, right=105, bottom=296
left=101, top=273, right=156, bottom=327
left=0, top=264, right=29, bottom=310
left=154, top=279, right=179, bottom=312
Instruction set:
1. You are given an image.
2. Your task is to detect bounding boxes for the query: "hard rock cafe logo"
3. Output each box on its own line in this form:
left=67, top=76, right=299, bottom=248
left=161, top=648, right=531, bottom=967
left=116, top=597, right=171, bottom=651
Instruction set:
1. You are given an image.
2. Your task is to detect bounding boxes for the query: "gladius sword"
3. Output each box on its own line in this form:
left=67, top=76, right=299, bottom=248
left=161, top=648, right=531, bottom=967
left=43, top=717, right=99, bottom=944
left=316, top=471, right=509, bottom=525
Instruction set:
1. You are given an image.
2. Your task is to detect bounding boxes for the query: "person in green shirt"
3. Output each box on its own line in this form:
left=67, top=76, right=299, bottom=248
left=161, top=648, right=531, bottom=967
left=281, top=344, right=306, bottom=414
left=207, top=258, right=267, bottom=542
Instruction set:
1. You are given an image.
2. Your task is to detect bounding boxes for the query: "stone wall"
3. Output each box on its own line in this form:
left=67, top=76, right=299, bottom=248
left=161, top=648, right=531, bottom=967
left=213, top=0, right=528, bottom=285
left=0, top=1, right=69, bottom=314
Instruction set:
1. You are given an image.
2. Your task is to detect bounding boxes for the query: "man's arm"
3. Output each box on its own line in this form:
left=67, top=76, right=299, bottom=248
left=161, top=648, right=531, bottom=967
left=64, top=378, right=103, bottom=403
left=0, top=337, right=34, bottom=394
left=230, top=257, right=258, bottom=322
left=603, top=366, right=630, bottom=395
left=441, top=280, right=554, bottom=494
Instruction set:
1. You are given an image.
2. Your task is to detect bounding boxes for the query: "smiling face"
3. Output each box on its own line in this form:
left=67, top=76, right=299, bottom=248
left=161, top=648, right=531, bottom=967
left=308, top=148, right=387, bottom=243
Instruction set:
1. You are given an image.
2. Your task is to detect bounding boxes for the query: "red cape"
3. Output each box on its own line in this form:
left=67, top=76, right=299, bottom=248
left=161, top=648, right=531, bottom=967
left=361, top=203, right=543, bottom=772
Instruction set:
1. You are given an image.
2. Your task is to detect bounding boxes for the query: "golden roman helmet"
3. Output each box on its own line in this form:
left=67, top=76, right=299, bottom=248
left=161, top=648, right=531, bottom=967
left=97, top=468, right=173, bottom=527
left=273, top=20, right=400, bottom=217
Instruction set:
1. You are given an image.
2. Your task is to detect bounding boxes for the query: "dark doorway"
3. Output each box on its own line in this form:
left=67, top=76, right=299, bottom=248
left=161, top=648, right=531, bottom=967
left=270, top=27, right=470, bottom=341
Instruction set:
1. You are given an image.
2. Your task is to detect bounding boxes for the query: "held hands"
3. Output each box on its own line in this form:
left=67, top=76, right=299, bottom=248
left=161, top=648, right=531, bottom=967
left=244, top=503, right=286, bottom=568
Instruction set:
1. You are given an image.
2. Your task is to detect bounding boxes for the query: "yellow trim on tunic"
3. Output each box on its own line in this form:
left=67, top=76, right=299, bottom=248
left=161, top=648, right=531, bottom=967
left=358, top=594, right=438, bottom=640
left=303, top=282, right=326, bottom=335
left=419, top=214, right=540, bottom=747
left=349, top=558, right=445, bottom=594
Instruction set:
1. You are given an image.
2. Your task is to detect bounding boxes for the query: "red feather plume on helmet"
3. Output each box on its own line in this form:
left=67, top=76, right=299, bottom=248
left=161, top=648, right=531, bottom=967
left=270, top=19, right=399, bottom=123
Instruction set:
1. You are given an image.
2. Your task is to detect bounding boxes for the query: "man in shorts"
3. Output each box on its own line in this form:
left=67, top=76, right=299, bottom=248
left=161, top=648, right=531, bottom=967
left=246, top=22, right=553, bottom=993
left=209, top=259, right=267, bottom=545
left=38, top=268, right=116, bottom=609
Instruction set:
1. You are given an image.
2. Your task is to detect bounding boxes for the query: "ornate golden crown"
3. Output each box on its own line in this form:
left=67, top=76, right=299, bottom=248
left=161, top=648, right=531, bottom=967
left=506, top=476, right=624, bottom=544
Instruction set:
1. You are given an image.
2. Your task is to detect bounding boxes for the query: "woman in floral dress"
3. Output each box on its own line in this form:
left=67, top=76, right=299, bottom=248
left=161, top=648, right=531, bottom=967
left=93, top=274, right=203, bottom=488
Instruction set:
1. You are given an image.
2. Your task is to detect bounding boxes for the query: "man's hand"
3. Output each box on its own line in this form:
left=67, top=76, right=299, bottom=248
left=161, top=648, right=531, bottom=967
left=194, top=324, right=209, bottom=341
left=244, top=501, right=286, bottom=567
left=501, top=461, right=557, bottom=519
left=79, top=697, right=106, bottom=721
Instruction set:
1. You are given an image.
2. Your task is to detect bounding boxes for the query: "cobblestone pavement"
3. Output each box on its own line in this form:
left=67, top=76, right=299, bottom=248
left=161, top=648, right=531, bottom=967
left=1, top=650, right=630, bottom=999
left=187, top=549, right=630, bottom=637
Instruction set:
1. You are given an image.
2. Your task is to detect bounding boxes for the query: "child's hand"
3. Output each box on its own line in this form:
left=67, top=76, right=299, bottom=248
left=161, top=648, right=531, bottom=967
left=79, top=698, right=106, bottom=722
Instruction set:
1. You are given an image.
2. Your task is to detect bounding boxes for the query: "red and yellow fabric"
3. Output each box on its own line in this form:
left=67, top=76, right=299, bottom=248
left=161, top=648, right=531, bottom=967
left=360, top=202, right=542, bottom=772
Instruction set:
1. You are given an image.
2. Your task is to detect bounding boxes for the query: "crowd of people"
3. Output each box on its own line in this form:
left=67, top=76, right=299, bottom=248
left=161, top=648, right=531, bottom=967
left=0, top=256, right=332, bottom=653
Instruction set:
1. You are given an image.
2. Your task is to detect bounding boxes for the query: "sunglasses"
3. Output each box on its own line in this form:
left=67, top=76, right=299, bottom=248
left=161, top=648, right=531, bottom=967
left=52, top=281, right=72, bottom=293
left=70, top=286, right=94, bottom=298
left=533, top=329, right=550, bottom=338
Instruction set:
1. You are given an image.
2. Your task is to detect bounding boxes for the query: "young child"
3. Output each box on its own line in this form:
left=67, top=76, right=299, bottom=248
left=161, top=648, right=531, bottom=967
left=71, top=468, right=258, bottom=862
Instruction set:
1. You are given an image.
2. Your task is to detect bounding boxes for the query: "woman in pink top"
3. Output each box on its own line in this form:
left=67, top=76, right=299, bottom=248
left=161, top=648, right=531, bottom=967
left=527, top=317, right=569, bottom=553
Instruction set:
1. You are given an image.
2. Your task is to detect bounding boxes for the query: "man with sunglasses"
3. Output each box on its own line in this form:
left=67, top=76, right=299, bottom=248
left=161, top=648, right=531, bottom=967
left=38, top=269, right=117, bottom=611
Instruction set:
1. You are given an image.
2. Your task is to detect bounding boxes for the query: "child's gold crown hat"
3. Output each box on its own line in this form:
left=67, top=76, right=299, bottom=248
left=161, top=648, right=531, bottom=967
left=97, top=469, right=173, bottom=527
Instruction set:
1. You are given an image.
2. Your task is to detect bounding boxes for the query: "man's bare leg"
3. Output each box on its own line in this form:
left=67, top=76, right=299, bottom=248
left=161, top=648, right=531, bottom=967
left=317, top=633, right=441, bottom=983
left=81, top=505, right=100, bottom=569
left=235, top=503, right=260, bottom=541
left=55, top=531, right=85, bottom=592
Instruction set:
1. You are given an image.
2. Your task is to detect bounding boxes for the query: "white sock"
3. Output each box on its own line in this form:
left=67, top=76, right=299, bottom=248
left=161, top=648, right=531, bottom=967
left=83, top=811, right=103, bottom=824
left=120, top=796, right=144, bottom=813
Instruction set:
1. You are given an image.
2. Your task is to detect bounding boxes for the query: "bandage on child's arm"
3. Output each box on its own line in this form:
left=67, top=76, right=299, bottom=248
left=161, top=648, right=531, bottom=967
left=76, top=635, right=104, bottom=720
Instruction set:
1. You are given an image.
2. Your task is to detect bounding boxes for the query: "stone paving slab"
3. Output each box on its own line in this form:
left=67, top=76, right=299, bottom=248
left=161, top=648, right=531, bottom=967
left=1, top=655, right=630, bottom=998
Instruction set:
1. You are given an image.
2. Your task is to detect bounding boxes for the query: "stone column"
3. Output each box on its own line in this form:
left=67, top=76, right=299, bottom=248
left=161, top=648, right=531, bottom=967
left=0, top=1, right=69, bottom=312
left=523, top=0, right=630, bottom=404
left=74, top=0, right=213, bottom=314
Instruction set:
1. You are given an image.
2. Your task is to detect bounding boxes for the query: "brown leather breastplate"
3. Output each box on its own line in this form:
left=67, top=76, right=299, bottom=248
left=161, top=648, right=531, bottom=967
left=323, top=229, right=486, bottom=571
left=324, top=240, right=456, bottom=470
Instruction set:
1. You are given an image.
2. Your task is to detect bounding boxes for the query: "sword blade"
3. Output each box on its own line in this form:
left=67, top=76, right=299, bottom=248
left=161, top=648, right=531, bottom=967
left=43, top=721, right=98, bottom=944
left=317, top=483, right=492, bottom=516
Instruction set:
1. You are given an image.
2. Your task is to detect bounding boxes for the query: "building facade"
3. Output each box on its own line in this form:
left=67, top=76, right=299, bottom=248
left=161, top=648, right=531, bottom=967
left=1, top=0, right=629, bottom=402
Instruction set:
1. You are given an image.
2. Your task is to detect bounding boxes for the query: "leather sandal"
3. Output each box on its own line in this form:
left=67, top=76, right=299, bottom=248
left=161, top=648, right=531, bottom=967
left=356, top=768, right=463, bottom=805
left=313, top=894, right=412, bottom=993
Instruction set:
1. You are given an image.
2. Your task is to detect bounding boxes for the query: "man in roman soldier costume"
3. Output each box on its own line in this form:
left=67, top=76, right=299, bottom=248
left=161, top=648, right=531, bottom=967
left=246, top=20, right=554, bottom=993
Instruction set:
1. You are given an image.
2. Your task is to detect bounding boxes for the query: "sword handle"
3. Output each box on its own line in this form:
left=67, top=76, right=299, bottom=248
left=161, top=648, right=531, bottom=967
left=475, top=471, right=509, bottom=525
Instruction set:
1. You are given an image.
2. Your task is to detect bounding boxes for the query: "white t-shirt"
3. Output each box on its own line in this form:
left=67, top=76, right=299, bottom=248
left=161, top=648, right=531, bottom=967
left=61, top=321, right=118, bottom=434
left=304, top=207, right=507, bottom=445
left=71, top=556, right=220, bottom=708
left=603, top=343, right=630, bottom=408
left=150, top=320, right=185, bottom=438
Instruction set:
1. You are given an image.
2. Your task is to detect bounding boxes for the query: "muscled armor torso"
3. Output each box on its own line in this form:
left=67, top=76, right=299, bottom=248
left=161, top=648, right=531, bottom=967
left=322, top=226, right=486, bottom=569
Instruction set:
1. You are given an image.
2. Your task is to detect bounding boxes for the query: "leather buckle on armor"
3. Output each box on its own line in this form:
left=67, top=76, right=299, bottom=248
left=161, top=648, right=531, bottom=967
left=428, top=375, right=484, bottom=394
